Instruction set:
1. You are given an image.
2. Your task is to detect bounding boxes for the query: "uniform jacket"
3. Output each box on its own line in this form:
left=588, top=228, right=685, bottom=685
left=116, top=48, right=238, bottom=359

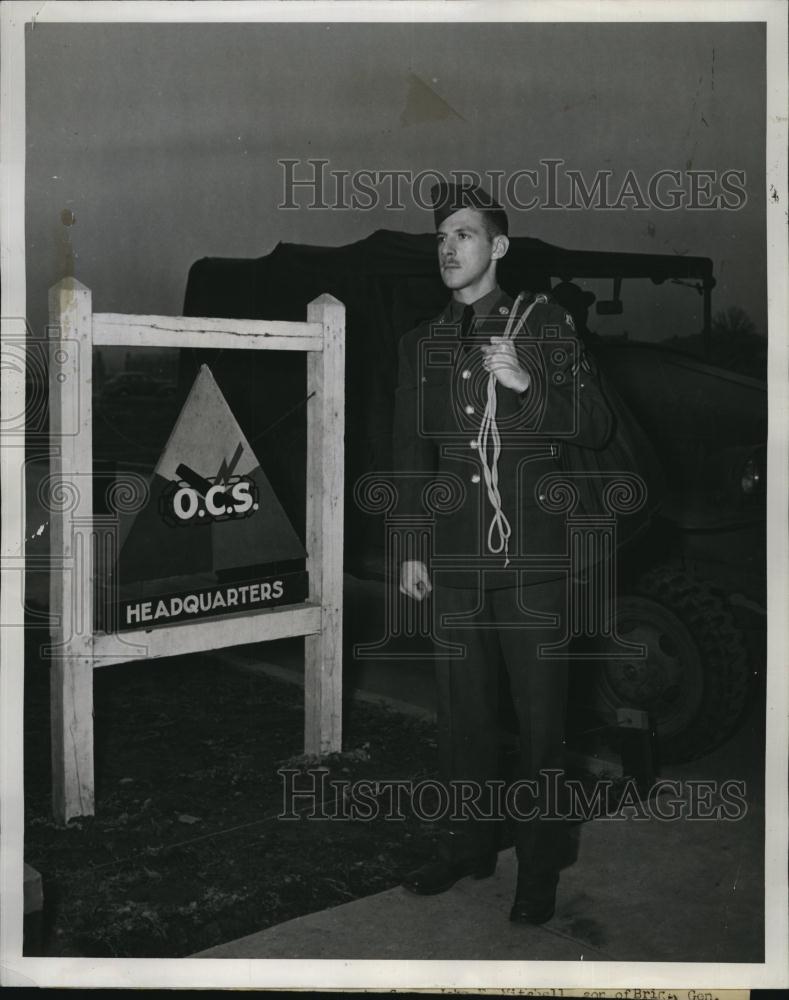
left=393, top=287, right=616, bottom=588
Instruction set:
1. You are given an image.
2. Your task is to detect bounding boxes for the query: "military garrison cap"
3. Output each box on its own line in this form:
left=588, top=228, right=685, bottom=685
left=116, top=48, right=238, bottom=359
left=431, top=181, right=509, bottom=235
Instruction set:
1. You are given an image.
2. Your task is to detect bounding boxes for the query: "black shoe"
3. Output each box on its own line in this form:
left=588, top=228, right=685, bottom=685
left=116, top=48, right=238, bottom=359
left=509, top=876, right=558, bottom=925
left=401, top=853, right=497, bottom=895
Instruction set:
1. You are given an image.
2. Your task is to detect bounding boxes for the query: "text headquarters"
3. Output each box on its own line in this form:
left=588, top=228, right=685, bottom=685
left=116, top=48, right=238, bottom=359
left=278, top=769, right=749, bottom=823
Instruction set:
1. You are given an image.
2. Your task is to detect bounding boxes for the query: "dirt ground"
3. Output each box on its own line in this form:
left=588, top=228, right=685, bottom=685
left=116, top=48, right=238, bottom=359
left=24, top=644, right=444, bottom=958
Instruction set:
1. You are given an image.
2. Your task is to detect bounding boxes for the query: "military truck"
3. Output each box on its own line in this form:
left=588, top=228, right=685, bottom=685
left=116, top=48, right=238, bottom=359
left=178, top=231, right=766, bottom=764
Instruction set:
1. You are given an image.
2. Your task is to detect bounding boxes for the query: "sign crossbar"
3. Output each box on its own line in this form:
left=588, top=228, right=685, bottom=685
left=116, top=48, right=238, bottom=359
left=91, top=602, right=322, bottom=668
left=93, top=312, right=323, bottom=351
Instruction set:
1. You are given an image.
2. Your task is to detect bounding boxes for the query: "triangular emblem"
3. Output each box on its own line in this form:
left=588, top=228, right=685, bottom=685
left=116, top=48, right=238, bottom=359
left=105, top=365, right=307, bottom=630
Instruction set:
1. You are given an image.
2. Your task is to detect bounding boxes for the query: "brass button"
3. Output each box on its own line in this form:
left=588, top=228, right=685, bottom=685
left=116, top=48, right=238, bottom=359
left=470, top=440, right=478, bottom=449
left=471, top=474, right=481, bottom=484
left=464, top=404, right=475, bottom=415
left=461, top=369, right=471, bottom=379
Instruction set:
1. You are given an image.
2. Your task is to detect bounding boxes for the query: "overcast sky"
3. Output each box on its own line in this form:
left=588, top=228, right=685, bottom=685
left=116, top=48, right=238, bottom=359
left=25, top=20, right=765, bottom=342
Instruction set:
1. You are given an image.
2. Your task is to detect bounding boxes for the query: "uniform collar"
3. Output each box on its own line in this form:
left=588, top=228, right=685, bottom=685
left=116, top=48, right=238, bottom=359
left=443, top=286, right=513, bottom=323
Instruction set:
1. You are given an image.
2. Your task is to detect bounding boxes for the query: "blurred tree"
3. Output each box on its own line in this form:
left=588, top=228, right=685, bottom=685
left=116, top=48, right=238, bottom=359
left=661, top=305, right=765, bottom=380
left=712, top=305, right=758, bottom=338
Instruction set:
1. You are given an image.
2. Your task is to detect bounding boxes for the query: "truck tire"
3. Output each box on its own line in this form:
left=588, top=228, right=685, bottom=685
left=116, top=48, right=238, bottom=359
left=590, top=563, right=751, bottom=762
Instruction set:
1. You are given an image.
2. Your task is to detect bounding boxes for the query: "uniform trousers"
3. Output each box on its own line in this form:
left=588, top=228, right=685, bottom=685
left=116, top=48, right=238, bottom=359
left=432, top=576, right=569, bottom=884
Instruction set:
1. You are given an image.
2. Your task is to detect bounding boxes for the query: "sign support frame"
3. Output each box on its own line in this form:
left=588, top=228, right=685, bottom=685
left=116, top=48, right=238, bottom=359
left=47, top=277, right=345, bottom=823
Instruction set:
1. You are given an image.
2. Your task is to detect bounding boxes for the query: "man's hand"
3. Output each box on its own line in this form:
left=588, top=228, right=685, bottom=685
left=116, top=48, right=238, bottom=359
left=400, top=560, right=432, bottom=601
left=481, top=336, right=531, bottom=393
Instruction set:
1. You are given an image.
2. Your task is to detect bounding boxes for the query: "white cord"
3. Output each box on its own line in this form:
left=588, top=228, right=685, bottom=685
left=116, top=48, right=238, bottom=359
left=475, top=292, right=542, bottom=566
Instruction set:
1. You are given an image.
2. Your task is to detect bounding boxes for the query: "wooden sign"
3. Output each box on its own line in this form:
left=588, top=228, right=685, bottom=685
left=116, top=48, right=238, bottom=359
left=103, top=365, right=308, bottom=631
left=47, top=278, right=344, bottom=823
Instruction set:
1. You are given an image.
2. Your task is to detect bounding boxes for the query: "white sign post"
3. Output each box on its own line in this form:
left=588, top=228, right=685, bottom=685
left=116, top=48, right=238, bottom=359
left=47, top=277, right=345, bottom=824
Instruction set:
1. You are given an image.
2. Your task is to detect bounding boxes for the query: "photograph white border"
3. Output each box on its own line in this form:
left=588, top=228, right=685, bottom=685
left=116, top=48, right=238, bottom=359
left=1, top=0, right=787, bottom=990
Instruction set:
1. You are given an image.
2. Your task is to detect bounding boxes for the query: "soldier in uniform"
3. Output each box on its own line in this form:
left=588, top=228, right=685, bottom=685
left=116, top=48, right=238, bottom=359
left=393, top=182, right=614, bottom=923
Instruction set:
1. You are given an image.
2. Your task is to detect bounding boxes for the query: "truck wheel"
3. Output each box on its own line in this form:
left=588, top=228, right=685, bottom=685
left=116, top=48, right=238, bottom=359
left=590, top=564, right=751, bottom=762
